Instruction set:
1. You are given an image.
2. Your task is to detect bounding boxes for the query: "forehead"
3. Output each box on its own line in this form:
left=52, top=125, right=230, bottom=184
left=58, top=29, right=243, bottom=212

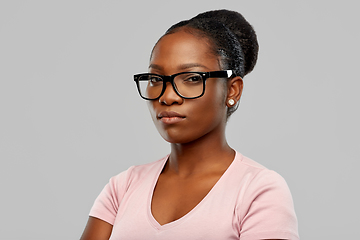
left=150, top=30, right=220, bottom=72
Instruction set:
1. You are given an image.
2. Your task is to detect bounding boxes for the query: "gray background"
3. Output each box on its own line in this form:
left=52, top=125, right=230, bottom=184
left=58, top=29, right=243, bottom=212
left=1, top=0, right=359, bottom=239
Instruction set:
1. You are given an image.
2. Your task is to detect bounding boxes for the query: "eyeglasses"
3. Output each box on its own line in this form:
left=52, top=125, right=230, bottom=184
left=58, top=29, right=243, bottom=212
left=134, top=70, right=233, bottom=100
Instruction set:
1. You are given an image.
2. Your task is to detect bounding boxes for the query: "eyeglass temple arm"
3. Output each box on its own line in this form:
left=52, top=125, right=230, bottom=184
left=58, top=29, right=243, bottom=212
left=207, top=70, right=234, bottom=78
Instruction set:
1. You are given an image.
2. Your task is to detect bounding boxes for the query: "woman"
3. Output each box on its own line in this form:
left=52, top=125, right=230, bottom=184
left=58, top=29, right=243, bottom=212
left=80, top=9, right=299, bottom=240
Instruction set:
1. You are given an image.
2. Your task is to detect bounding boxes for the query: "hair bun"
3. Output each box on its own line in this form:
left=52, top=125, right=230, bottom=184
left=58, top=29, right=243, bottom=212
left=192, top=9, right=259, bottom=76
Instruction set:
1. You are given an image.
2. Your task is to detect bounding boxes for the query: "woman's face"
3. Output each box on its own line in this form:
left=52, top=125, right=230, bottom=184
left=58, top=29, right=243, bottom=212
left=148, top=29, right=228, bottom=144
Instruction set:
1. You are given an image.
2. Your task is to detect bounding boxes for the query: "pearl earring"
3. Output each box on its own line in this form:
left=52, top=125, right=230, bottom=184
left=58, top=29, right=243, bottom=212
left=228, top=99, right=235, bottom=106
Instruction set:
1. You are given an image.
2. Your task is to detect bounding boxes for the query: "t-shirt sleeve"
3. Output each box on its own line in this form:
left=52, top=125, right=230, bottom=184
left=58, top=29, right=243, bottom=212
left=238, top=170, right=299, bottom=240
left=89, top=167, right=132, bottom=225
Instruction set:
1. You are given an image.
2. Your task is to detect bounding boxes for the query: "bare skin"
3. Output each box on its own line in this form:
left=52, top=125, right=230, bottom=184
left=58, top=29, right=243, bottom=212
left=80, top=29, right=282, bottom=240
left=80, top=217, right=112, bottom=240
left=147, top=30, right=242, bottom=225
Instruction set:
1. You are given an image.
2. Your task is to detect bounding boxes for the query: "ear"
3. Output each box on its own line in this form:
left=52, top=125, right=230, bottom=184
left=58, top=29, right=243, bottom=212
left=226, top=76, right=243, bottom=106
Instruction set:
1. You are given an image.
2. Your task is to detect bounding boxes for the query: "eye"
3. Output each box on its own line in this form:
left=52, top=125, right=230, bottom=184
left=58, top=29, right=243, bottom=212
left=149, top=76, right=162, bottom=83
left=182, top=74, right=203, bottom=83
left=147, top=76, right=163, bottom=86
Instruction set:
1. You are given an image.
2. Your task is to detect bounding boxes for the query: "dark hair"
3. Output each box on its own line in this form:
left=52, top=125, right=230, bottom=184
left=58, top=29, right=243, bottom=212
left=155, top=9, right=259, bottom=117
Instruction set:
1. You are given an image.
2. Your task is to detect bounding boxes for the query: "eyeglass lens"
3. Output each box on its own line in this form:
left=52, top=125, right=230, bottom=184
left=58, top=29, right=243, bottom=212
left=137, top=73, right=204, bottom=99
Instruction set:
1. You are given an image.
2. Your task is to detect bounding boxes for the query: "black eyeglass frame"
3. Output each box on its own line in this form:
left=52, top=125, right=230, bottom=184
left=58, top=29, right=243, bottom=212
left=134, top=70, right=234, bottom=100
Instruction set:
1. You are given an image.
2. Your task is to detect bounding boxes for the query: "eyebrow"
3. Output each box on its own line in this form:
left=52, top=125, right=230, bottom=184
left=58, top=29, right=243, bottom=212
left=148, top=63, right=210, bottom=71
left=178, top=63, right=210, bottom=71
left=148, top=63, right=163, bottom=71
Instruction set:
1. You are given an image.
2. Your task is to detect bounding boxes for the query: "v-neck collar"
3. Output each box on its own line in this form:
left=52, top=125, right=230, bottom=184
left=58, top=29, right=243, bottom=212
left=147, top=152, right=239, bottom=230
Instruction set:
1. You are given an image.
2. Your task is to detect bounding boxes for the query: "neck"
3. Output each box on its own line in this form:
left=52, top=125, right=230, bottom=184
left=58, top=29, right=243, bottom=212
left=167, top=125, right=235, bottom=177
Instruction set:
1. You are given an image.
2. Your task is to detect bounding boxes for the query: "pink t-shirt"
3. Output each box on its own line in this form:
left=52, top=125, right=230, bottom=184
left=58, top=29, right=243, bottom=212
left=90, top=152, right=299, bottom=239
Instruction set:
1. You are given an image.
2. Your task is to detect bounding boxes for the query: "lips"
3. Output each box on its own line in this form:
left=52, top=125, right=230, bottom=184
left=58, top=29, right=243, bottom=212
left=157, top=111, right=185, bottom=124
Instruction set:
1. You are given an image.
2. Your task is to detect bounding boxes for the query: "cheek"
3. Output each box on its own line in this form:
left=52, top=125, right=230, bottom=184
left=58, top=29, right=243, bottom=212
left=205, top=81, right=227, bottom=112
left=189, top=83, right=227, bottom=127
left=208, top=83, right=228, bottom=123
left=147, top=101, right=158, bottom=122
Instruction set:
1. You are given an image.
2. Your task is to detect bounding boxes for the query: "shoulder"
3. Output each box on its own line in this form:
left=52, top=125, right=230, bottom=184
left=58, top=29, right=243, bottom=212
left=233, top=152, right=299, bottom=239
left=235, top=151, right=287, bottom=185
left=108, top=155, right=168, bottom=189
left=237, top=152, right=267, bottom=170
left=89, top=155, right=168, bottom=224
left=234, top=151, right=294, bottom=212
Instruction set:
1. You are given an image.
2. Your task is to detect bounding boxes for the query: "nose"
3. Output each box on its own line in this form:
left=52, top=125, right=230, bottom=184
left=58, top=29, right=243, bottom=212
left=159, top=81, right=183, bottom=105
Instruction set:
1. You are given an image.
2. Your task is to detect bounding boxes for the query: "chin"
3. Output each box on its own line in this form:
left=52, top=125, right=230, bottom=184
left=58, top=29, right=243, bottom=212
left=157, top=130, right=191, bottom=144
left=160, top=134, right=190, bottom=144
left=158, top=129, right=206, bottom=145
